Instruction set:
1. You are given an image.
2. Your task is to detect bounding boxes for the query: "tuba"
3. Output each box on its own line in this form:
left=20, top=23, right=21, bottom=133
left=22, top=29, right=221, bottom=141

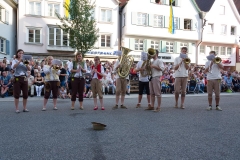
left=117, top=47, right=134, bottom=78
left=140, top=48, right=156, bottom=77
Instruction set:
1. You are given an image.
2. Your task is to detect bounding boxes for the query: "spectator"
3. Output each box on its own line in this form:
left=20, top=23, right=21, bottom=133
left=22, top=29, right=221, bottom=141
left=34, top=73, right=44, bottom=97
left=59, top=64, right=67, bottom=87
left=0, top=71, right=12, bottom=97
left=0, top=62, right=9, bottom=76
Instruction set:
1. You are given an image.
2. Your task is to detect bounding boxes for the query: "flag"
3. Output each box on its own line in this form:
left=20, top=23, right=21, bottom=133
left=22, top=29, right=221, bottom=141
left=168, top=0, right=175, bottom=34
left=65, top=0, right=70, bottom=17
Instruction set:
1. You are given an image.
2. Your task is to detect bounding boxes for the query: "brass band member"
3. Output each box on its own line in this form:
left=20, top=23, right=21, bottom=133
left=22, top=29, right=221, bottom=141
left=11, top=49, right=31, bottom=113
left=135, top=52, right=151, bottom=108
left=204, top=51, right=224, bottom=111
left=91, top=56, right=105, bottom=110
left=42, top=56, right=60, bottom=111
left=173, top=47, right=190, bottom=109
left=146, top=50, right=165, bottom=112
left=69, top=52, right=87, bottom=110
left=112, top=52, right=128, bottom=109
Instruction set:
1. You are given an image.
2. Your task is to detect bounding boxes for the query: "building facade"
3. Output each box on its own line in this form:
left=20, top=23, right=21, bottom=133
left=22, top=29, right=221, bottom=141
left=120, top=0, right=201, bottom=63
left=18, top=0, right=119, bottom=61
left=195, top=0, right=240, bottom=71
left=0, top=0, right=17, bottom=61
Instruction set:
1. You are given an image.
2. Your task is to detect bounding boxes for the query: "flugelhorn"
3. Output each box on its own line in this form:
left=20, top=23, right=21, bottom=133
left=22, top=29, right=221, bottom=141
left=140, top=48, right=156, bottom=77
left=52, top=59, right=62, bottom=71
left=117, top=47, right=134, bottom=78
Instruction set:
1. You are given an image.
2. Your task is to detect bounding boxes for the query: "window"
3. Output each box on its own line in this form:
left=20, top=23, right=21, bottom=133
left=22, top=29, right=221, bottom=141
left=153, top=15, right=163, bottom=27
left=220, top=47, right=226, bottom=55
left=220, top=5, right=225, bottom=15
left=180, top=43, right=188, bottom=47
left=122, top=13, right=125, bottom=27
left=28, top=28, right=41, bottom=43
left=166, top=42, right=174, bottom=53
left=48, top=28, right=69, bottom=46
left=231, top=26, right=235, bottom=35
left=48, top=4, right=60, bottom=17
left=135, top=39, right=144, bottom=50
left=101, top=9, right=112, bottom=22
left=151, top=41, right=159, bottom=49
left=101, top=35, right=111, bottom=47
left=174, top=17, right=178, bottom=29
left=221, top=25, right=226, bottom=34
left=214, top=46, right=219, bottom=55
left=0, top=37, right=5, bottom=53
left=200, top=46, right=205, bottom=54
left=29, top=1, right=41, bottom=15
left=137, top=13, right=147, bottom=26
left=184, top=19, right=191, bottom=30
left=207, top=23, right=214, bottom=33
left=227, top=47, right=231, bottom=55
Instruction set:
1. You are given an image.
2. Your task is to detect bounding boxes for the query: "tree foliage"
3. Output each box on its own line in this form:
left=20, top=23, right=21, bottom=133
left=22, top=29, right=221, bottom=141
left=57, top=0, right=98, bottom=56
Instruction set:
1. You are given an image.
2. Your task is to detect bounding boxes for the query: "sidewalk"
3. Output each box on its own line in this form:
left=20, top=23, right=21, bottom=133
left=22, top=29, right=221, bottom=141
left=1, top=92, right=239, bottom=102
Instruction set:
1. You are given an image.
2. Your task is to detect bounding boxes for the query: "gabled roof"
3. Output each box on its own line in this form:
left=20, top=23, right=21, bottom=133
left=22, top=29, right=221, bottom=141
left=194, top=0, right=215, bottom=12
left=233, top=0, right=240, bottom=14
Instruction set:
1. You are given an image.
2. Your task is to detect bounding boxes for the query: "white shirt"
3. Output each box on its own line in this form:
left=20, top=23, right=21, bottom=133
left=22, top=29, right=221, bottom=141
left=66, top=61, right=72, bottom=70
left=68, top=62, right=87, bottom=77
left=173, top=57, right=189, bottom=78
left=151, top=58, right=165, bottom=78
left=113, top=59, right=129, bottom=79
left=136, top=60, right=149, bottom=82
left=11, top=59, right=25, bottom=76
left=205, top=61, right=222, bottom=80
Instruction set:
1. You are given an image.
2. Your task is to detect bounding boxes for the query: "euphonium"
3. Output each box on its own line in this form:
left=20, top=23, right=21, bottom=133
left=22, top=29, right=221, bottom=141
left=117, top=47, right=134, bottom=78
left=141, top=48, right=156, bottom=77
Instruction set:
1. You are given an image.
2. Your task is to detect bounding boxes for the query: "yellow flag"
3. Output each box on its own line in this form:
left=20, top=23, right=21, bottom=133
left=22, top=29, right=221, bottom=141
left=65, top=0, right=70, bottom=17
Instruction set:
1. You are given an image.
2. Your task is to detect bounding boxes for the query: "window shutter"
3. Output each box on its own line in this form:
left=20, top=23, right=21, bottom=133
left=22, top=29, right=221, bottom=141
left=179, top=18, right=184, bottom=30
left=176, top=0, right=181, bottom=7
left=161, top=41, right=166, bottom=53
left=164, top=16, right=169, bottom=28
left=129, top=38, right=135, bottom=50
left=143, top=39, right=147, bottom=52
left=6, top=40, right=10, bottom=55
left=148, top=14, right=153, bottom=27
left=173, top=42, right=178, bottom=53
left=1, top=8, right=6, bottom=22
left=161, top=0, right=166, bottom=4
left=176, top=42, right=181, bottom=53
left=146, top=40, right=151, bottom=50
left=191, top=19, right=196, bottom=31
left=131, top=12, right=137, bottom=25
left=91, top=9, right=95, bottom=19
left=188, top=43, right=193, bottom=54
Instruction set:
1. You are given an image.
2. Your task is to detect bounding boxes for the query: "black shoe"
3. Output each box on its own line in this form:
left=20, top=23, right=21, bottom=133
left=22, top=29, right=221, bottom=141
left=23, top=109, right=29, bottom=112
left=1, top=94, right=5, bottom=98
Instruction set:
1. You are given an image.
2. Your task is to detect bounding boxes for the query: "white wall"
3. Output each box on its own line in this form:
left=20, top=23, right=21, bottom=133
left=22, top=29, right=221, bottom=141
left=0, top=0, right=17, bottom=60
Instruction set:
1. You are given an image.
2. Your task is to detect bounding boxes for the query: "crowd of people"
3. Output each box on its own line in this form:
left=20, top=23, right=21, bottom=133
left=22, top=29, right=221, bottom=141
left=1, top=48, right=240, bottom=113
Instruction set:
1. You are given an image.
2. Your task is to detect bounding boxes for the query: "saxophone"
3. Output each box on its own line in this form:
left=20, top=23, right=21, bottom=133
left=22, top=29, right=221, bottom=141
left=140, top=48, right=156, bottom=77
left=117, top=47, right=134, bottom=78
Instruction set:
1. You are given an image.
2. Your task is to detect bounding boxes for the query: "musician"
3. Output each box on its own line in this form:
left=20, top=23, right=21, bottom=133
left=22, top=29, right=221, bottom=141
left=69, top=52, right=87, bottom=110
left=134, top=52, right=151, bottom=108
left=147, top=50, right=165, bottom=112
left=42, top=56, right=60, bottom=111
left=112, top=52, right=129, bottom=110
left=173, top=47, right=190, bottom=109
left=204, top=51, right=224, bottom=111
left=91, top=56, right=105, bottom=110
left=11, top=49, right=31, bottom=113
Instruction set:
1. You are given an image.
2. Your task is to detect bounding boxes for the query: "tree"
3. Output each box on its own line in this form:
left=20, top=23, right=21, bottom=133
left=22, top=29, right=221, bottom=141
left=57, top=0, right=98, bottom=56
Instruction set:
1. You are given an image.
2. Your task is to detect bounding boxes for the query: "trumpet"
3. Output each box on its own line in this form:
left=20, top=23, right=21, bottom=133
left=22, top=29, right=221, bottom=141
left=22, top=55, right=32, bottom=66
left=23, top=60, right=29, bottom=66
left=213, top=57, right=222, bottom=64
left=183, top=57, right=191, bottom=64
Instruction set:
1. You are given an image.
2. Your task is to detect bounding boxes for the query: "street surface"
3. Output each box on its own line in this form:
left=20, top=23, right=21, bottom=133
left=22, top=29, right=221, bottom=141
left=0, top=93, right=240, bottom=160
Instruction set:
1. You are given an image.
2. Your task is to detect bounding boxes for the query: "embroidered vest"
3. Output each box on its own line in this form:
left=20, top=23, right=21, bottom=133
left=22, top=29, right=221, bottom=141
left=71, top=60, right=85, bottom=77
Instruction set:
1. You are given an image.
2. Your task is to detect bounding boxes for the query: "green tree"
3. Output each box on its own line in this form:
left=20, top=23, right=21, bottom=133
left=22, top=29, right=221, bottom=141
left=57, top=0, right=98, bottom=56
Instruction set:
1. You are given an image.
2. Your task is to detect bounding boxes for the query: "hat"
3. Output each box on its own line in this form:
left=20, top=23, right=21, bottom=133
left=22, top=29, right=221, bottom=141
left=92, top=122, right=107, bottom=130
left=141, top=52, right=148, bottom=61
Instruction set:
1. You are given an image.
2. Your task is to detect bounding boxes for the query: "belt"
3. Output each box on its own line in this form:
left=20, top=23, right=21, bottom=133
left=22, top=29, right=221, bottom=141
left=74, top=76, right=84, bottom=79
left=14, top=76, right=26, bottom=78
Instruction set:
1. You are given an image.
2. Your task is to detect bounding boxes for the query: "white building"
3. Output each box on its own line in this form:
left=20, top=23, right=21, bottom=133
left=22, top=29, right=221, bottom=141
left=17, top=0, right=119, bottom=61
left=0, top=0, right=17, bottom=61
left=120, top=0, right=201, bottom=63
left=195, top=0, right=240, bottom=71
